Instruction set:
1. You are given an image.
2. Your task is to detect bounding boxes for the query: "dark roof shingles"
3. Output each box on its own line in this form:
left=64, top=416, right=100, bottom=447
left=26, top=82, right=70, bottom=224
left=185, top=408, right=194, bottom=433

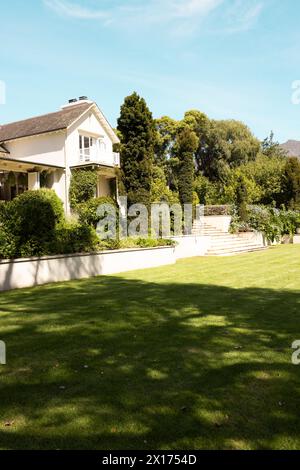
left=0, top=102, right=92, bottom=143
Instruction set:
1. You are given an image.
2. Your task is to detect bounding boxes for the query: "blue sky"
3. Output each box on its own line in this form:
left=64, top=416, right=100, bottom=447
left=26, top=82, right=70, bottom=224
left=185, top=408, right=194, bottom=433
left=0, top=0, right=300, bottom=142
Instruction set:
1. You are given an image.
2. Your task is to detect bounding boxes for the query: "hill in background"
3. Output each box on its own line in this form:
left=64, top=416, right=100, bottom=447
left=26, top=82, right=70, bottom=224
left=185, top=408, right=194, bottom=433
left=280, top=140, right=300, bottom=158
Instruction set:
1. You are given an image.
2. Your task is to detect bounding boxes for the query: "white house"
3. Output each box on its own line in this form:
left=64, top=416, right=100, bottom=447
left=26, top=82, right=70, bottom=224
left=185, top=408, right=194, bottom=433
left=0, top=97, right=120, bottom=213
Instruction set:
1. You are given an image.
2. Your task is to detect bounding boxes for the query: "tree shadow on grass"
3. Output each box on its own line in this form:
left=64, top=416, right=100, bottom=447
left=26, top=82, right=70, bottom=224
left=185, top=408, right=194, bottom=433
left=0, top=276, right=299, bottom=450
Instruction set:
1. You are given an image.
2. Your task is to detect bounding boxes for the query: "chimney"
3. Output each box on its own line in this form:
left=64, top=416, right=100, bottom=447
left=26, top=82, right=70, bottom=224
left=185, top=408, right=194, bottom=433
left=61, top=96, right=92, bottom=110
left=61, top=98, right=80, bottom=110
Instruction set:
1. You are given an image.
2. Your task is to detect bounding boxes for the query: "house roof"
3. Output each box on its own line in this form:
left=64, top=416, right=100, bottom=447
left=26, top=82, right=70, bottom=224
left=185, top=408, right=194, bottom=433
left=0, top=102, right=93, bottom=143
left=280, top=140, right=300, bottom=158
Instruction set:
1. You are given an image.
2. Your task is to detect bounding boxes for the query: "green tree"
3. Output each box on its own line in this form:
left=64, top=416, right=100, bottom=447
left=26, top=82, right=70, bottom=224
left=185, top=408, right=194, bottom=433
left=183, top=110, right=211, bottom=174
left=282, top=157, right=300, bottom=209
left=175, top=126, right=198, bottom=205
left=155, top=116, right=179, bottom=167
left=188, top=117, right=260, bottom=181
left=193, top=175, right=221, bottom=205
left=238, top=153, right=285, bottom=205
left=117, top=92, right=156, bottom=206
left=261, top=131, right=286, bottom=158
left=235, top=175, right=249, bottom=222
left=150, top=165, right=179, bottom=204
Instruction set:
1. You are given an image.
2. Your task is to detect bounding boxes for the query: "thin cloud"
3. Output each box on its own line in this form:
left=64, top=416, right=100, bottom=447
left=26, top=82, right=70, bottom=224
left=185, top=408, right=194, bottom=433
left=172, top=0, right=224, bottom=18
left=43, top=0, right=109, bottom=20
left=223, top=1, right=264, bottom=33
left=43, top=0, right=264, bottom=34
left=44, top=0, right=224, bottom=22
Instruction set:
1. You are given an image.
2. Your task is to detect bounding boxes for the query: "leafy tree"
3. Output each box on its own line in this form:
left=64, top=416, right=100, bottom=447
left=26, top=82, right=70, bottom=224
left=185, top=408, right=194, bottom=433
left=155, top=116, right=179, bottom=167
left=188, top=117, right=259, bottom=181
left=117, top=92, right=156, bottom=206
left=235, top=175, right=249, bottom=222
left=183, top=110, right=211, bottom=174
left=193, top=175, right=220, bottom=205
left=238, top=153, right=285, bottom=205
left=214, top=120, right=259, bottom=167
left=175, top=126, right=198, bottom=205
left=150, top=165, right=179, bottom=204
left=222, top=168, right=260, bottom=205
left=262, top=131, right=286, bottom=158
left=282, top=157, right=300, bottom=209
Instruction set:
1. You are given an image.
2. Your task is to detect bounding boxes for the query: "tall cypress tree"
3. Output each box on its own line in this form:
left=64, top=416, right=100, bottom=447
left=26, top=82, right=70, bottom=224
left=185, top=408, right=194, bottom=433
left=117, top=92, right=155, bottom=206
left=176, top=126, right=198, bottom=206
left=283, top=157, right=300, bottom=209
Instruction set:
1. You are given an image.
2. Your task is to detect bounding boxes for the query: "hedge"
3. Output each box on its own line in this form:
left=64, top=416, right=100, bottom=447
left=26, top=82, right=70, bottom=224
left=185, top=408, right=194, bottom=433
left=204, top=205, right=233, bottom=216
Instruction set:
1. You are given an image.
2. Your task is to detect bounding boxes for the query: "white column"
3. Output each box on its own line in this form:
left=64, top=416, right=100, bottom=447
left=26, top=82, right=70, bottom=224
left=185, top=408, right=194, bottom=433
left=28, top=172, right=40, bottom=191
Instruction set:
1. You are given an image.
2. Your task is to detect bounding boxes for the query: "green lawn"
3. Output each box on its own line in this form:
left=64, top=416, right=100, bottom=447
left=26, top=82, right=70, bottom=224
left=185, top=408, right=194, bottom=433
left=1, top=245, right=300, bottom=450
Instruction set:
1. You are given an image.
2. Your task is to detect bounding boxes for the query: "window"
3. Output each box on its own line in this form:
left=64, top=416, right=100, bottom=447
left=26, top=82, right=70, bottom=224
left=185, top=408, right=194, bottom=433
left=79, top=135, right=97, bottom=162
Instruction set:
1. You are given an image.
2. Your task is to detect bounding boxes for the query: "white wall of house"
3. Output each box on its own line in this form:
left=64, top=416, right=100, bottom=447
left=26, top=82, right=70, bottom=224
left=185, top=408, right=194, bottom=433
left=52, top=169, right=67, bottom=207
left=4, top=132, right=68, bottom=210
left=66, top=110, right=113, bottom=168
left=5, top=132, right=66, bottom=167
left=2, top=105, right=118, bottom=213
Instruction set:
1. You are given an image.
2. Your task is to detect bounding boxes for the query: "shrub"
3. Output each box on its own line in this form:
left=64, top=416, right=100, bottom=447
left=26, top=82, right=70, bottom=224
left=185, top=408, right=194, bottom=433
left=69, top=169, right=98, bottom=208
left=246, top=205, right=299, bottom=243
left=135, top=238, right=175, bottom=248
left=53, top=222, right=99, bottom=255
left=0, top=226, right=17, bottom=260
left=0, top=201, right=7, bottom=222
left=4, top=189, right=64, bottom=257
left=97, top=237, right=175, bottom=251
left=278, top=209, right=299, bottom=236
left=77, top=197, right=117, bottom=228
left=204, top=205, right=233, bottom=216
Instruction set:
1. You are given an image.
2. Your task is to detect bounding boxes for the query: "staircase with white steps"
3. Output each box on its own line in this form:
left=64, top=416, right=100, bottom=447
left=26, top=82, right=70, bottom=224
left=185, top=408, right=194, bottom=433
left=192, top=220, right=267, bottom=256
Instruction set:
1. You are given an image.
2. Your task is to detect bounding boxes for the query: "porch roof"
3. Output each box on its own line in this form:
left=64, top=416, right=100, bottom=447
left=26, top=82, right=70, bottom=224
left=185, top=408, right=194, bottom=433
left=0, top=144, right=9, bottom=154
left=0, top=155, right=64, bottom=173
left=70, top=162, right=116, bottom=176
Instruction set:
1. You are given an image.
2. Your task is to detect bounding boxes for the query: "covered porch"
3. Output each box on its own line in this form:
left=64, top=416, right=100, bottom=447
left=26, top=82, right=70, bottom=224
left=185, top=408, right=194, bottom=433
left=0, top=154, right=65, bottom=202
left=70, top=162, right=118, bottom=200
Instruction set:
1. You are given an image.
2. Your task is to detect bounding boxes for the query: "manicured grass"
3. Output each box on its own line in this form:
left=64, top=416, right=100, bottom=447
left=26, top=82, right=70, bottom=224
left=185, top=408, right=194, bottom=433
left=1, top=245, right=300, bottom=450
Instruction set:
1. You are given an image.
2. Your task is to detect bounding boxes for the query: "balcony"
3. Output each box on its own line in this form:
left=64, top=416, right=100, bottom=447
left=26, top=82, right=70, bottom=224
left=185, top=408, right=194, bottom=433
left=79, top=150, right=120, bottom=167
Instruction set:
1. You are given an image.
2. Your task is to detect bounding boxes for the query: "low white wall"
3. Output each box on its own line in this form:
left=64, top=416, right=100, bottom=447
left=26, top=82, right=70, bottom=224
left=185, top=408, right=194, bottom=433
left=294, top=235, right=300, bottom=245
left=172, top=235, right=211, bottom=259
left=204, top=216, right=232, bottom=233
left=236, top=231, right=266, bottom=246
left=0, top=247, right=175, bottom=292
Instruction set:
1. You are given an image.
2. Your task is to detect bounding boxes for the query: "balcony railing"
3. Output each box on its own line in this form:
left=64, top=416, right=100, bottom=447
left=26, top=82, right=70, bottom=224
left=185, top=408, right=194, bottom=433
left=79, top=150, right=120, bottom=167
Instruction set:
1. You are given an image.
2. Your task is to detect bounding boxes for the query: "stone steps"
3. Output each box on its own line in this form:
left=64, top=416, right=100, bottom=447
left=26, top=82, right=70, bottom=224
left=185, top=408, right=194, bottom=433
left=207, top=245, right=267, bottom=256
left=192, top=219, right=267, bottom=256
